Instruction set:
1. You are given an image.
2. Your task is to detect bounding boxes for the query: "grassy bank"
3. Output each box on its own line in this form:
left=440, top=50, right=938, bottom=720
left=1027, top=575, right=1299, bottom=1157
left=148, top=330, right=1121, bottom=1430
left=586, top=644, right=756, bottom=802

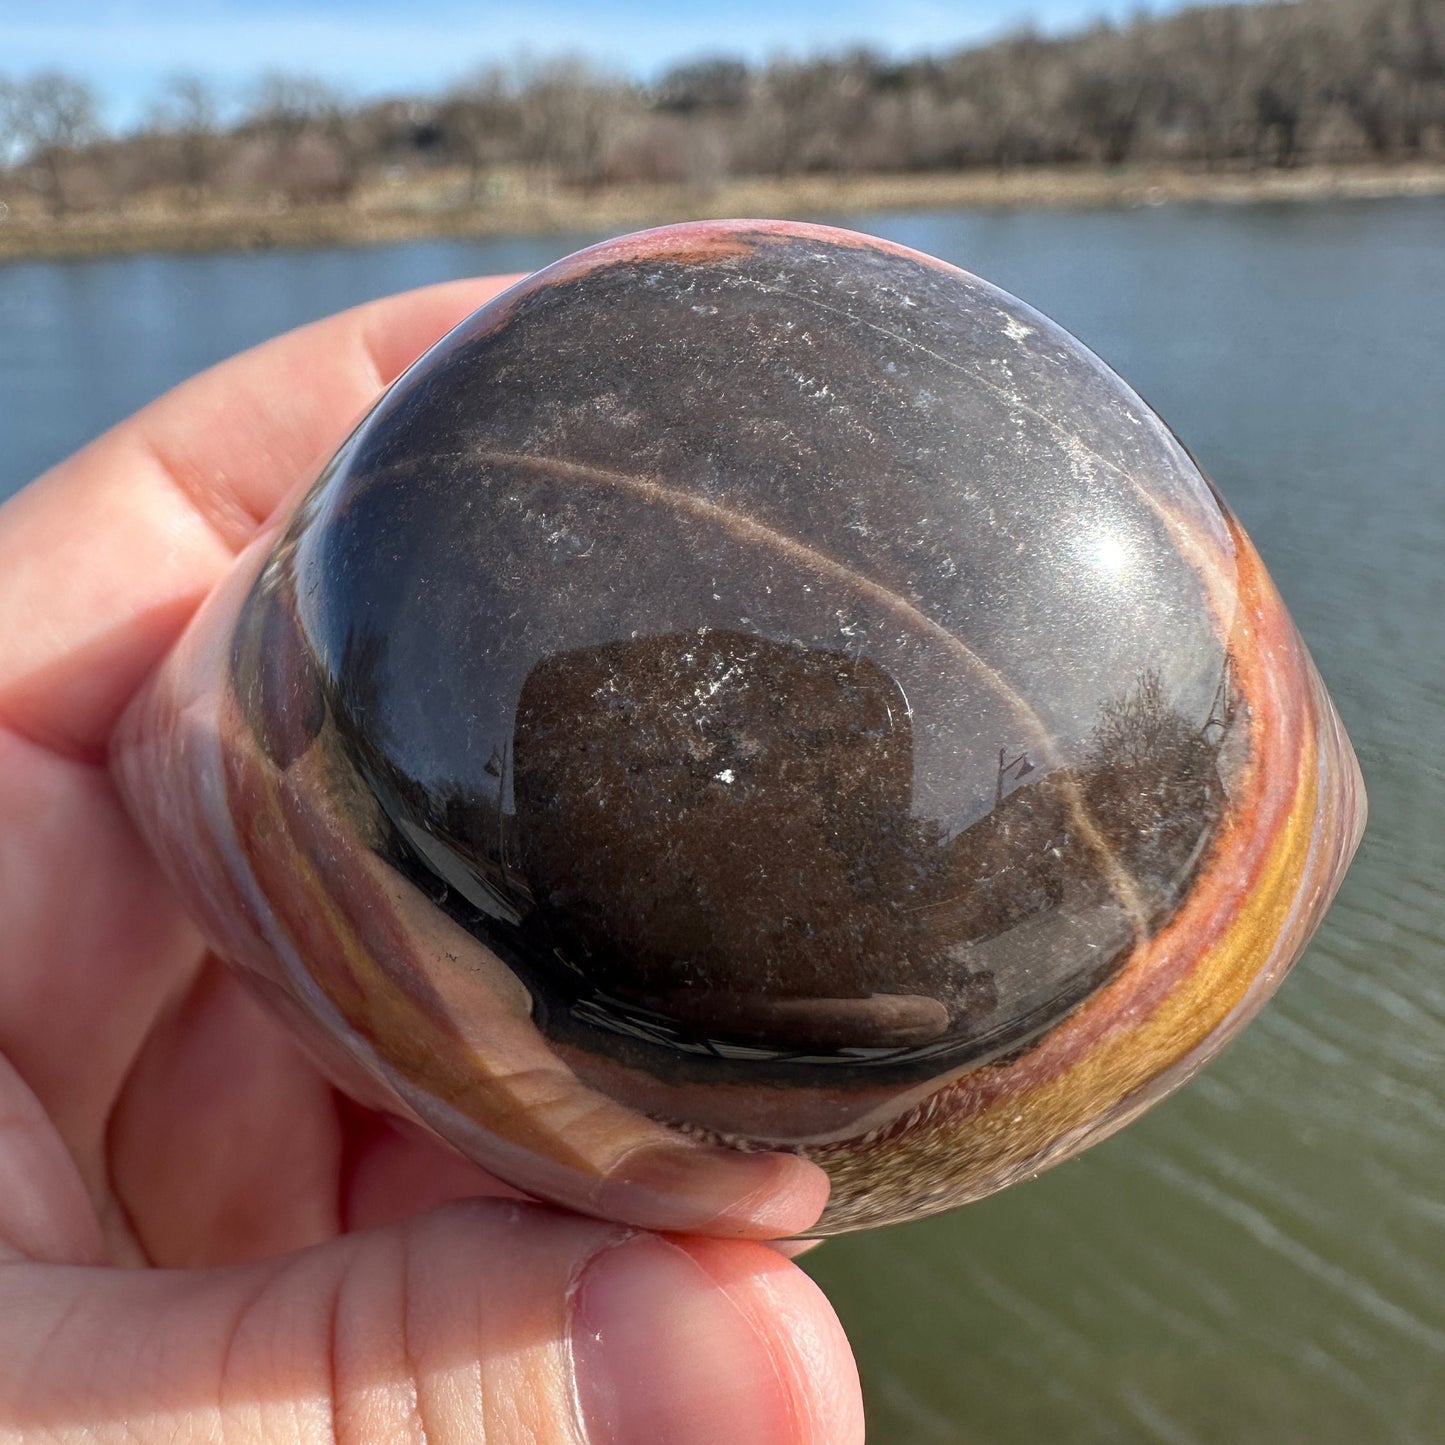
left=3, top=161, right=1444, bottom=263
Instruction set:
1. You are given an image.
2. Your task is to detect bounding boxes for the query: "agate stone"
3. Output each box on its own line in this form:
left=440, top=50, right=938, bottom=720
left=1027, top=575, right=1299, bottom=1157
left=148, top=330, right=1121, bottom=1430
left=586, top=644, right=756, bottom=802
left=115, top=221, right=1365, bottom=1234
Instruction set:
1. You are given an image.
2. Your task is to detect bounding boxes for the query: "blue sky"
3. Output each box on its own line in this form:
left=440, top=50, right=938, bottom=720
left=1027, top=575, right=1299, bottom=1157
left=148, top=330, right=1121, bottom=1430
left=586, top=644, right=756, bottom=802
left=4, top=0, right=1183, bottom=129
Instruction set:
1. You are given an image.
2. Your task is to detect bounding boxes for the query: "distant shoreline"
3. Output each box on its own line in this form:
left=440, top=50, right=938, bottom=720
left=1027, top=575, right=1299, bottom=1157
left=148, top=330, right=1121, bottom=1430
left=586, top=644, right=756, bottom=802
left=4, top=162, right=1444, bottom=264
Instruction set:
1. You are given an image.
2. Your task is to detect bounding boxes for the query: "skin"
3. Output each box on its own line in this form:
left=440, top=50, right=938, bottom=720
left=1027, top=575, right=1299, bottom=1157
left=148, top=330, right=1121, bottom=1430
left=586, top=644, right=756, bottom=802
left=0, top=278, right=864, bottom=1445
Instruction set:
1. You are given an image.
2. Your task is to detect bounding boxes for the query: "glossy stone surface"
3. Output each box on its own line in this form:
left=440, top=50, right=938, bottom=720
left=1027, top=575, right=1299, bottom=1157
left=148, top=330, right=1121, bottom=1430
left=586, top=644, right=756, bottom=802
left=115, top=220, right=1366, bottom=1234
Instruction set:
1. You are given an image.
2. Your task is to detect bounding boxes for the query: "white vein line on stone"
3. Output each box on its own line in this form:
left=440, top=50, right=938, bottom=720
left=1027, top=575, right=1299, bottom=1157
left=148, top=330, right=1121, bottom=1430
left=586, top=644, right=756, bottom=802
left=477, top=446, right=1151, bottom=938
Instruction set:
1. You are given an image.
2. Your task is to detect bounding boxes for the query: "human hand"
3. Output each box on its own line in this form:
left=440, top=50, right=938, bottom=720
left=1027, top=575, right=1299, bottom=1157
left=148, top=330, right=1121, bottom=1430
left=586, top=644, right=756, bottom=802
left=0, top=279, right=864, bottom=1444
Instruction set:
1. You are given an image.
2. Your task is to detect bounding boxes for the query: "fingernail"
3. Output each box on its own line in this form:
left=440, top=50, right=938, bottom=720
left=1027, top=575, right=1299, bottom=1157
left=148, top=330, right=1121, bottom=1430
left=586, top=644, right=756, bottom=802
left=603, top=1143, right=830, bottom=1238
left=571, top=1235, right=794, bottom=1445
left=768, top=1237, right=824, bottom=1260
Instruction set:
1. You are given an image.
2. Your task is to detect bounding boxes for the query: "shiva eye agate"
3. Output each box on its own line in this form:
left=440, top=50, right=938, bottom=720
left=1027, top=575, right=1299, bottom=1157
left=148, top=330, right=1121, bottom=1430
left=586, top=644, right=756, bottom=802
left=115, top=220, right=1365, bottom=1236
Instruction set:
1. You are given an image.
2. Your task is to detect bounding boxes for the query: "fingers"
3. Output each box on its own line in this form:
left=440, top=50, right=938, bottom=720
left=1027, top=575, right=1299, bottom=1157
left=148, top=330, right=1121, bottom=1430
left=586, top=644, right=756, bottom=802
left=339, top=1110, right=534, bottom=1234
left=106, top=956, right=527, bottom=1265
left=0, top=725, right=203, bottom=1215
left=0, top=1055, right=105, bottom=1267
left=104, top=935, right=827, bottom=1254
left=0, top=276, right=522, bottom=760
left=0, top=1200, right=864, bottom=1445
left=106, top=959, right=343, bottom=1267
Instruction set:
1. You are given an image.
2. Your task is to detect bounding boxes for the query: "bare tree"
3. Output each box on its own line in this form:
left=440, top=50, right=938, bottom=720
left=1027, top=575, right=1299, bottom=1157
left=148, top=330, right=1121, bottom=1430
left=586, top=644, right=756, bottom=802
left=742, top=52, right=878, bottom=176
left=247, top=73, right=341, bottom=139
left=13, top=0, right=1445, bottom=224
left=148, top=74, right=221, bottom=203
left=1167, top=6, right=1249, bottom=167
left=1087, top=669, right=1181, bottom=771
left=7, top=71, right=100, bottom=215
left=654, top=57, right=751, bottom=115
left=0, top=77, right=21, bottom=213
left=1060, top=25, right=1162, bottom=165
left=245, top=72, right=361, bottom=201
left=514, top=58, right=637, bottom=188
left=0, top=77, right=16, bottom=156
left=1344, top=0, right=1445, bottom=154
left=441, top=66, right=519, bottom=200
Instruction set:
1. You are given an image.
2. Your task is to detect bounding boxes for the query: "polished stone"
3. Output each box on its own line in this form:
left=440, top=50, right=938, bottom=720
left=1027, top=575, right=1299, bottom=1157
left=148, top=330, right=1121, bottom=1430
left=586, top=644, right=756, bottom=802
left=118, top=220, right=1365, bottom=1233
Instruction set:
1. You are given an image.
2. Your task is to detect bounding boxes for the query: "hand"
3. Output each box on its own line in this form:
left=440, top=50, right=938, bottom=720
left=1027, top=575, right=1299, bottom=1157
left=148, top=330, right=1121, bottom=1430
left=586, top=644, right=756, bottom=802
left=0, top=280, right=864, bottom=1445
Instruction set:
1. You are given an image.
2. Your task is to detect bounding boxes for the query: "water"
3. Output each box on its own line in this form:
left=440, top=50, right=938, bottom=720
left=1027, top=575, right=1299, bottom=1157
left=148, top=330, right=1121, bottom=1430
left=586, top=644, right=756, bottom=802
left=3, top=199, right=1442, bottom=1440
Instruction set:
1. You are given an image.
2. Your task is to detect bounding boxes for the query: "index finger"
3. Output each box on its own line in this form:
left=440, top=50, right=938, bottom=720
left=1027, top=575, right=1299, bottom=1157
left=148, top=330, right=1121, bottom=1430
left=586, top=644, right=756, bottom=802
left=0, top=276, right=522, bottom=761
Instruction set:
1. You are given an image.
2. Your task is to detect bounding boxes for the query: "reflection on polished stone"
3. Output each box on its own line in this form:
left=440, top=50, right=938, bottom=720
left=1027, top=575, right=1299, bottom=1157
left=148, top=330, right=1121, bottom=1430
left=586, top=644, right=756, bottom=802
left=115, top=219, right=1366, bottom=1234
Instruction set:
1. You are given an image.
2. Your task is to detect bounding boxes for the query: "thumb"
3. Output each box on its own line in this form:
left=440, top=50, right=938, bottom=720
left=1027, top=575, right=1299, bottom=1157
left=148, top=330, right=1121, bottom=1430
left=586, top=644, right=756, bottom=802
left=0, top=1199, right=864, bottom=1445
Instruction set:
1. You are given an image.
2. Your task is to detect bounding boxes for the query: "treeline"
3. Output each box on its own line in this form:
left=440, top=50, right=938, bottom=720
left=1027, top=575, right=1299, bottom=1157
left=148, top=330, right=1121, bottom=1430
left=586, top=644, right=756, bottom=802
left=2, top=0, right=1442, bottom=217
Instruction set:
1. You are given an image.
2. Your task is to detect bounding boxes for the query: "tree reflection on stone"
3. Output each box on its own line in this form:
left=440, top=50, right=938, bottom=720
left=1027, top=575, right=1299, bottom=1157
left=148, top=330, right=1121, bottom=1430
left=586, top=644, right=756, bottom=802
left=304, top=624, right=1237, bottom=1076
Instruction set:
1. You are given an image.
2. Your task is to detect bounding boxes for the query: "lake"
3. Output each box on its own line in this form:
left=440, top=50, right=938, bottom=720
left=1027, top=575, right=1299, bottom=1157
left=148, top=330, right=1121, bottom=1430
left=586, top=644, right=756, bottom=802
left=3, top=198, right=1442, bottom=1442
